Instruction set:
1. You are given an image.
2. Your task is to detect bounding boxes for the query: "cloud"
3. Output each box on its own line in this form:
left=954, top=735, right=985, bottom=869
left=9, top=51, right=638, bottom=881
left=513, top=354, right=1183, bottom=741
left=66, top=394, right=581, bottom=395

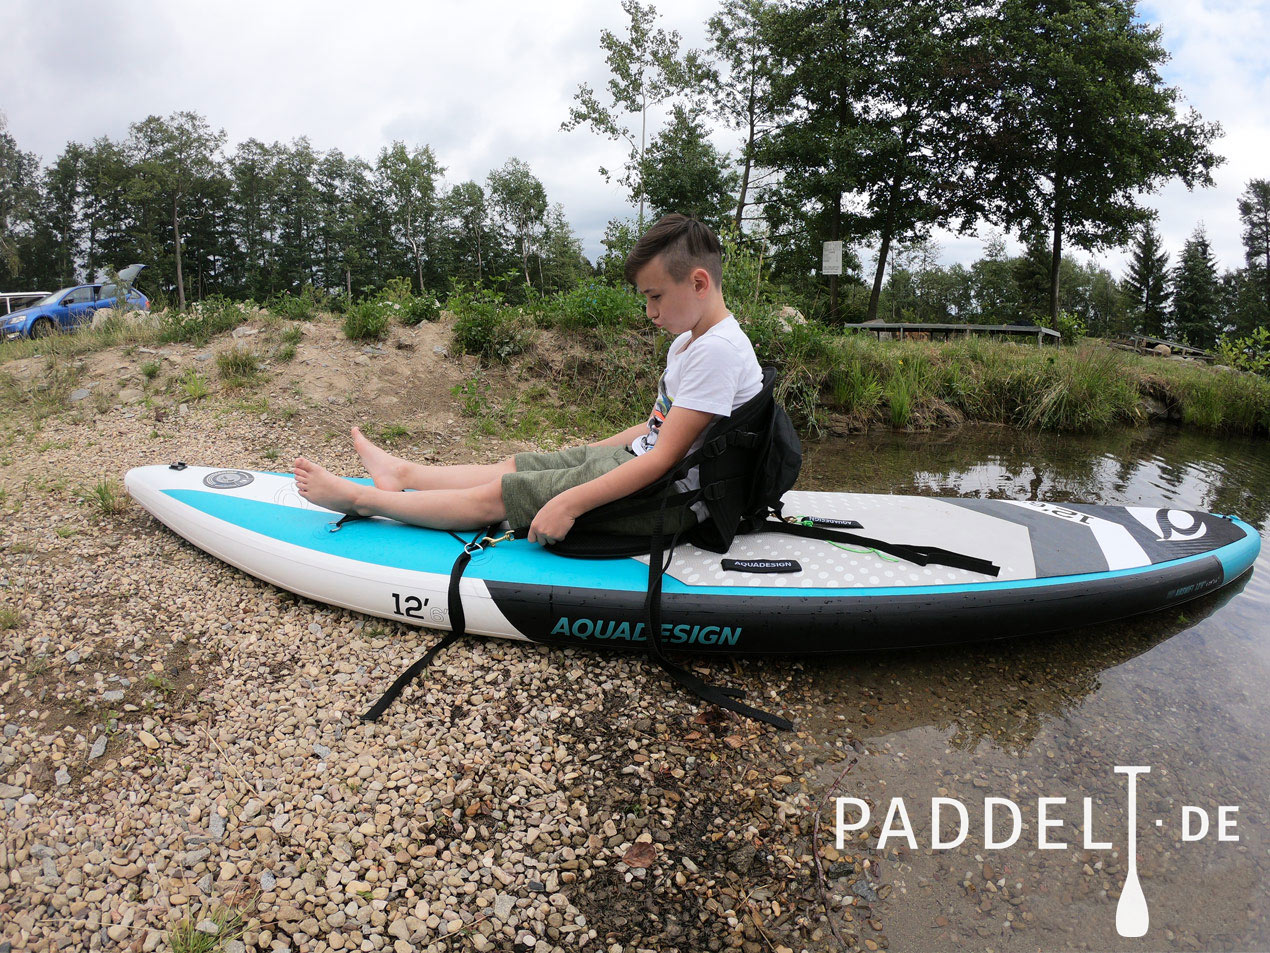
left=1, top=0, right=1263, bottom=271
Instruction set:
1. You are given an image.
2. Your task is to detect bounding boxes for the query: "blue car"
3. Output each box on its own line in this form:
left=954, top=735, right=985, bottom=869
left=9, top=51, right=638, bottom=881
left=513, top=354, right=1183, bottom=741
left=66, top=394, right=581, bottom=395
left=2, top=264, right=149, bottom=340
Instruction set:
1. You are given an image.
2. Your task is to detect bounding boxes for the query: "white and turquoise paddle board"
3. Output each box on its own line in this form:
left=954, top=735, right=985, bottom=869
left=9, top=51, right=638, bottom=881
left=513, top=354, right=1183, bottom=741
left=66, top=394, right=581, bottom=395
left=125, top=464, right=1260, bottom=654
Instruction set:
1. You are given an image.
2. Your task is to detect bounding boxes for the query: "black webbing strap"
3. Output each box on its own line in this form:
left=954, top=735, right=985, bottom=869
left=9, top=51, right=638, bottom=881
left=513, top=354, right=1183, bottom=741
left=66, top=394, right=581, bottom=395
left=642, top=492, right=795, bottom=732
left=361, top=524, right=496, bottom=722
left=748, top=519, right=1001, bottom=577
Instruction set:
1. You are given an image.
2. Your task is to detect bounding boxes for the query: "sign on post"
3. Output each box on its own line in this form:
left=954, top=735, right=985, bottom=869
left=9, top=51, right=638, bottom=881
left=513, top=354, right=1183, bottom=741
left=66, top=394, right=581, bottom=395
left=822, top=241, right=843, bottom=276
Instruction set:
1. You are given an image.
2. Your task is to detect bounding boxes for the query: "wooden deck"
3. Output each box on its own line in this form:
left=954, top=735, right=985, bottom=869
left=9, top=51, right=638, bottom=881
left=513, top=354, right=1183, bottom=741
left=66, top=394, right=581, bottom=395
left=1109, top=334, right=1213, bottom=362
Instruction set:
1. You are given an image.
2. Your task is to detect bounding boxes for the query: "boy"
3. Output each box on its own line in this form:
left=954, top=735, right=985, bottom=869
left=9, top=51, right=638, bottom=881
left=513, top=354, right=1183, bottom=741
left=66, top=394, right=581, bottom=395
left=293, top=214, right=763, bottom=545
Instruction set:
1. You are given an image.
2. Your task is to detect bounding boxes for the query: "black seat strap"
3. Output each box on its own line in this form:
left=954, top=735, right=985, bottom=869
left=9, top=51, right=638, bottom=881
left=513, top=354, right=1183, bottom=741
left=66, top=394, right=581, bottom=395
left=641, top=492, right=795, bottom=732
left=361, top=524, right=497, bottom=722
left=749, top=518, right=1001, bottom=577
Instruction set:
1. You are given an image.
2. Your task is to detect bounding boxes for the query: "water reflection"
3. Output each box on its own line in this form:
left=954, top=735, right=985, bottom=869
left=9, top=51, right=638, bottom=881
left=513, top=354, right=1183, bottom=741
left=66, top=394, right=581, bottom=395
left=794, top=425, right=1269, bottom=952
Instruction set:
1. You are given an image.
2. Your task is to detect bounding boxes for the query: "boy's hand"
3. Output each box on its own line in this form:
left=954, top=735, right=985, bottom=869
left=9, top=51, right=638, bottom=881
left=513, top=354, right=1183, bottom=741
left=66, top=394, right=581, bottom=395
left=527, top=493, right=578, bottom=546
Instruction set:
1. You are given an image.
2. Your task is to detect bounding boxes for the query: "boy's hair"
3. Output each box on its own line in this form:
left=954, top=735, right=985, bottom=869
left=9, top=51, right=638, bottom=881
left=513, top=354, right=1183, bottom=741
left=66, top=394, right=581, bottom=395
left=625, top=214, right=723, bottom=289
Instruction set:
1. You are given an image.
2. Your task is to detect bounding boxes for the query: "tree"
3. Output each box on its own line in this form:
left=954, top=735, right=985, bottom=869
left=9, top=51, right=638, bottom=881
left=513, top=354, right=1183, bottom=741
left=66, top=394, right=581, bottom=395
left=538, top=203, right=591, bottom=293
left=125, top=111, right=226, bottom=310
left=704, top=0, right=779, bottom=231
left=640, top=105, right=738, bottom=230
left=376, top=142, right=444, bottom=294
left=0, top=114, right=40, bottom=283
left=968, top=232, right=1021, bottom=323
left=487, top=158, right=547, bottom=289
left=1237, top=178, right=1270, bottom=325
left=1122, top=223, right=1171, bottom=337
left=754, top=1, right=867, bottom=320
left=1171, top=226, right=1222, bottom=347
left=967, top=0, right=1223, bottom=325
left=445, top=181, right=491, bottom=285
left=757, top=0, right=984, bottom=322
left=561, top=0, right=687, bottom=224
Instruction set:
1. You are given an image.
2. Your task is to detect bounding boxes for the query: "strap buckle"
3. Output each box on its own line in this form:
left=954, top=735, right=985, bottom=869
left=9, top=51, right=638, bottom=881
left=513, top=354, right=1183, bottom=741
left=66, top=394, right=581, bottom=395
left=466, top=529, right=514, bottom=554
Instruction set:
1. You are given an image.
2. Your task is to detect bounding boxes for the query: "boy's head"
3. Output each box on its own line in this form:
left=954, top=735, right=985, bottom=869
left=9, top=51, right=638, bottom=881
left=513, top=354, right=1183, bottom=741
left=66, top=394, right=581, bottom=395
left=624, top=214, right=723, bottom=291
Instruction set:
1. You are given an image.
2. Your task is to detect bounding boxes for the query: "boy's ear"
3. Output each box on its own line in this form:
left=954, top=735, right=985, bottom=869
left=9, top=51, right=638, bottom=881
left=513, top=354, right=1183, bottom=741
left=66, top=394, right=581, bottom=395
left=691, top=266, right=712, bottom=296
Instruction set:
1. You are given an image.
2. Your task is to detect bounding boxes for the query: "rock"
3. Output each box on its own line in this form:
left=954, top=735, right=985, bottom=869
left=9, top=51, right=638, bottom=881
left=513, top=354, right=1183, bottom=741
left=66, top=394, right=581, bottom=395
left=241, top=798, right=264, bottom=821
left=67, top=651, right=81, bottom=664
left=225, top=942, right=246, bottom=953
left=231, top=327, right=260, bottom=339
left=138, top=731, right=159, bottom=750
left=0, top=783, right=25, bottom=798
left=70, top=388, right=92, bottom=402
left=55, top=767, right=71, bottom=786
left=210, top=812, right=226, bottom=841
left=494, top=894, right=515, bottom=921
left=196, top=919, right=220, bottom=935
left=313, top=744, right=331, bottom=759
left=260, top=870, right=276, bottom=891
left=101, top=690, right=125, bottom=703
left=118, top=388, right=144, bottom=404
left=853, top=880, right=879, bottom=904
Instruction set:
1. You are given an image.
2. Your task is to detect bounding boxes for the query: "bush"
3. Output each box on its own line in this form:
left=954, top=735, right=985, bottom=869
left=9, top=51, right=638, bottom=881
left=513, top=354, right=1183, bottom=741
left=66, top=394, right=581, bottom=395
left=267, top=285, right=324, bottom=321
left=1053, top=309, right=1087, bottom=345
left=399, top=295, right=442, bottom=325
left=342, top=300, right=390, bottom=341
left=159, top=296, right=247, bottom=345
left=448, top=286, right=533, bottom=362
left=1216, top=326, right=1270, bottom=376
left=539, top=280, right=642, bottom=331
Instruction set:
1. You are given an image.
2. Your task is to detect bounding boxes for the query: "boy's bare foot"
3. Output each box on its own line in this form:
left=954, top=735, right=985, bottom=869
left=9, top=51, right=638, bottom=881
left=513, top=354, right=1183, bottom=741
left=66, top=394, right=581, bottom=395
left=293, top=457, right=366, bottom=514
left=352, top=426, right=409, bottom=492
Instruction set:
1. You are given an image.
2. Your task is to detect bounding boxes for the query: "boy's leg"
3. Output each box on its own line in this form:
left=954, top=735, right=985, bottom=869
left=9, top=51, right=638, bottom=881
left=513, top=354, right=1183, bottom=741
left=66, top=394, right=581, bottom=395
left=353, top=427, right=515, bottom=491
left=294, top=456, right=506, bottom=530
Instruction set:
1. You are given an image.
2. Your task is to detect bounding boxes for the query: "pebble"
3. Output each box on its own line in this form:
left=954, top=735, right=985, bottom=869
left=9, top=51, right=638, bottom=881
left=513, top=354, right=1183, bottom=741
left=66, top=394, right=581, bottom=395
left=0, top=327, right=824, bottom=953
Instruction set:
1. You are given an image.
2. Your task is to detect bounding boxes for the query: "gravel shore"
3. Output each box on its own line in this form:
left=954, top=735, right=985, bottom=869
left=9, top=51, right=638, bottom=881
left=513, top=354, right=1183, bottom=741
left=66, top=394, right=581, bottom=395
left=1, top=322, right=876, bottom=953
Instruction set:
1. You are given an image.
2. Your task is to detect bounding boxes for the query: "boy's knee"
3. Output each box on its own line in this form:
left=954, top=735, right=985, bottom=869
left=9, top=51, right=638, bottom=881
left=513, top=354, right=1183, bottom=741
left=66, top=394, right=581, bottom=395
left=477, top=477, right=508, bottom=522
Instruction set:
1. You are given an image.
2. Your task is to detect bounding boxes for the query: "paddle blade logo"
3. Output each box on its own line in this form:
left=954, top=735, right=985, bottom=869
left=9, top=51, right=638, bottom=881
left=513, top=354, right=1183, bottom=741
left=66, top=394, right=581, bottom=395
left=1128, top=507, right=1207, bottom=543
left=203, top=469, right=254, bottom=490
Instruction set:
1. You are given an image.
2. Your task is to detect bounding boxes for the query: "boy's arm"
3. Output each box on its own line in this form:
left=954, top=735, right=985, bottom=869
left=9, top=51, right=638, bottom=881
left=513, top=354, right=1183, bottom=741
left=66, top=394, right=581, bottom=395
left=590, top=422, right=649, bottom=448
left=527, top=405, right=714, bottom=544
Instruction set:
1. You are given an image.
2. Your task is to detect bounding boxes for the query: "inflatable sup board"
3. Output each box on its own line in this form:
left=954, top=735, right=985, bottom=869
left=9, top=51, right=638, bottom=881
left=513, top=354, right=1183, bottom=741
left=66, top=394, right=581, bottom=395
left=125, top=465, right=1260, bottom=655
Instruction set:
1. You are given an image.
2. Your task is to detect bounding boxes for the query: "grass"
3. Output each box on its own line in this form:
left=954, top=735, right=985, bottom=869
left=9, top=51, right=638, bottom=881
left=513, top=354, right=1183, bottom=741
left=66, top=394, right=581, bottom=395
left=141, top=360, right=162, bottom=380
left=167, top=903, right=247, bottom=953
left=84, top=478, right=129, bottom=516
left=0, top=606, right=21, bottom=630
left=177, top=368, right=211, bottom=403
left=378, top=424, right=410, bottom=442
left=215, top=347, right=262, bottom=385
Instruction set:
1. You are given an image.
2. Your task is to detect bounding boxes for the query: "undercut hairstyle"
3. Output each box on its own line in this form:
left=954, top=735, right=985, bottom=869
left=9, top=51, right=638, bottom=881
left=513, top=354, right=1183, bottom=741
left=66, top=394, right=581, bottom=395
left=624, top=214, right=723, bottom=289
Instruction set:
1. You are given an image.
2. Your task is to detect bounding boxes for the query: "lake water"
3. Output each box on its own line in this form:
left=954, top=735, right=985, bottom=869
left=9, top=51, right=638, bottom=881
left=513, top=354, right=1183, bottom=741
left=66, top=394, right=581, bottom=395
left=793, top=425, right=1269, bottom=952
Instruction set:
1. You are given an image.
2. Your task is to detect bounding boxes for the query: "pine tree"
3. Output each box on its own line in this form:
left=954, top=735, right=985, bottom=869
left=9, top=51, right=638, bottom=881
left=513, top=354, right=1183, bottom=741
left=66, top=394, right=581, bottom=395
left=1171, top=227, right=1222, bottom=348
left=1123, top=224, right=1170, bottom=337
left=1237, top=178, right=1270, bottom=327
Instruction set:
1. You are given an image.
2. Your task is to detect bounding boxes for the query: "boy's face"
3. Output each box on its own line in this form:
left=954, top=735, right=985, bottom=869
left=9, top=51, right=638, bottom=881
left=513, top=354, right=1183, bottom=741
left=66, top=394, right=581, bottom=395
left=634, top=256, right=709, bottom=336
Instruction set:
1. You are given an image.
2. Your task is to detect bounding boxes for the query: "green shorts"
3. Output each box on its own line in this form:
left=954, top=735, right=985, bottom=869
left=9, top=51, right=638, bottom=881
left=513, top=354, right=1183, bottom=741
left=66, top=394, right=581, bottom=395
left=502, top=445, right=699, bottom=536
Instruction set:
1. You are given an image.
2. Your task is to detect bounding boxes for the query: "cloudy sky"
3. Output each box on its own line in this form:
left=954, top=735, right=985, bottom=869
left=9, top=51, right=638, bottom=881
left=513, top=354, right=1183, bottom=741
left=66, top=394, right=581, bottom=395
left=3, top=0, right=1267, bottom=278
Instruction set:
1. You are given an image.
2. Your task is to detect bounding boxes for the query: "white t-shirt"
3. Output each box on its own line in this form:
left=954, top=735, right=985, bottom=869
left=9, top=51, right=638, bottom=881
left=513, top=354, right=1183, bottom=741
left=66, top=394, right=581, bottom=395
left=630, top=315, right=763, bottom=512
